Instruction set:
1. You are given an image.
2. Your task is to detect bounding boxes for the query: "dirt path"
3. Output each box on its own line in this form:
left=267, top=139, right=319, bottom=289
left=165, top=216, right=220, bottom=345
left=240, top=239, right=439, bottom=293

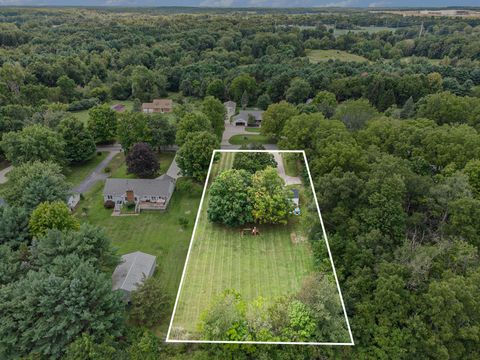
left=273, top=152, right=302, bottom=185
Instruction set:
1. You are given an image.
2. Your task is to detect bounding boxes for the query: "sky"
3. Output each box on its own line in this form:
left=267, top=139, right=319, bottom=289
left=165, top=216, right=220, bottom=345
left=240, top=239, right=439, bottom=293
left=0, top=0, right=478, bottom=8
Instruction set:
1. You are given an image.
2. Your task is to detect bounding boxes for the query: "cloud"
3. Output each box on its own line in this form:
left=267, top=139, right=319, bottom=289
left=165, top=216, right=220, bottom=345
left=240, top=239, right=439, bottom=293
left=200, top=0, right=234, bottom=6
left=368, top=0, right=391, bottom=6
left=317, top=0, right=357, bottom=7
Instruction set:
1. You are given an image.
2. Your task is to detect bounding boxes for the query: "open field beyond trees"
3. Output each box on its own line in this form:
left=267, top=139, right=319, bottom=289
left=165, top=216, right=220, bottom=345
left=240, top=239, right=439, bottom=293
left=306, top=49, right=369, bottom=63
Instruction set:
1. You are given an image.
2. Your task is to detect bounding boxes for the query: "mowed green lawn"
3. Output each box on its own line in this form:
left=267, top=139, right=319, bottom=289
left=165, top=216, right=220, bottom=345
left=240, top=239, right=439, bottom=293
left=110, top=152, right=176, bottom=179
left=171, top=152, right=315, bottom=335
left=65, top=151, right=108, bottom=186
left=306, top=49, right=368, bottom=63
left=229, top=134, right=272, bottom=145
left=76, top=177, right=203, bottom=335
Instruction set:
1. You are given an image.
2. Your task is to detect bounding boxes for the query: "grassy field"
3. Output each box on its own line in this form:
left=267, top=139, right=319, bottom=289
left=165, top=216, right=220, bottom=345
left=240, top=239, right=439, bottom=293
left=306, top=49, right=368, bottom=63
left=283, top=153, right=299, bottom=177
left=65, top=152, right=108, bottom=186
left=171, top=152, right=315, bottom=335
left=110, top=152, right=176, bottom=179
left=245, top=127, right=261, bottom=133
left=71, top=99, right=135, bottom=124
left=229, top=134, right=272, bottom=145
left=76, top=177, right=202, bottom=334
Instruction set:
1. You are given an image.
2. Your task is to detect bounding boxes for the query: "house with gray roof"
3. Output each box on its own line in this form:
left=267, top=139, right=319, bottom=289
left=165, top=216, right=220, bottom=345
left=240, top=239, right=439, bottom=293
left=112, top=251, right=156, bottom=301
left=103, top=174, right=175, bottom=213
left=233, top=110, right=264, bottom=127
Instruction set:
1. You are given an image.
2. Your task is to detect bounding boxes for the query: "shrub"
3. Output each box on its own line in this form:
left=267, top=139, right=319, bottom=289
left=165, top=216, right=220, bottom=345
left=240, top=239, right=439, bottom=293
left=104, top=200, right=115, bottom=209
left=104, top=167, right=111, bottom=173
left=178, top=216, right=189, bottom=228
left=125, top=201, right=136, bottom=210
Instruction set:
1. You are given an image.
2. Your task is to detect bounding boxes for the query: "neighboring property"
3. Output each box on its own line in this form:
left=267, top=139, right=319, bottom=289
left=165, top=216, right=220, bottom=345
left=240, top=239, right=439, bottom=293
left=112, top=251, right=157, bottom=301
left=142, top=99, right=173, bottom=113
left=233, top=110, right=264, bottom=127
left=223, top=100, right=236, bottom=122
left=103, top=174, right=175, bottom=213
left=291, top=188, right=300, bottom=215
left=111, top=104, right=125, bottom=112
left=0, top=197, right=6, bottom=207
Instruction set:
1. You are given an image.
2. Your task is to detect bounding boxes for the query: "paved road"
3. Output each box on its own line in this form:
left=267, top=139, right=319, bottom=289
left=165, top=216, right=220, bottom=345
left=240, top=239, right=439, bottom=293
left=273, top=152, right=302, bottom=185
left=0, top=165, right=13, bottom=184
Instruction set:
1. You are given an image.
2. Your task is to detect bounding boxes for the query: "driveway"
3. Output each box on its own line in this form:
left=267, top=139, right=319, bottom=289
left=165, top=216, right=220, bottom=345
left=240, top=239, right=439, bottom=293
left=273, top=152, right=302, bottom=185
left=221, top=123, right=251, bottom=147
left=0, top=165, right=13, bottom=184
left=73, top=146, right=121, bottom=194
left=164, top=154, right=182, bottom=179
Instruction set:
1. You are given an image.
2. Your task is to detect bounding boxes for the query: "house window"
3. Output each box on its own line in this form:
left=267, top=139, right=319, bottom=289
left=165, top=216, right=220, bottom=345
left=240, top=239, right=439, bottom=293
left=107, top=195, right=113, bottom=200
left=152, top=196, right=157, bottom=200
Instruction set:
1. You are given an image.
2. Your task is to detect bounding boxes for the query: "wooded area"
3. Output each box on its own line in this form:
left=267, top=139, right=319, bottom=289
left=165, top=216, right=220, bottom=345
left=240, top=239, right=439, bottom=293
left=0, top=6, right=479, bottom=359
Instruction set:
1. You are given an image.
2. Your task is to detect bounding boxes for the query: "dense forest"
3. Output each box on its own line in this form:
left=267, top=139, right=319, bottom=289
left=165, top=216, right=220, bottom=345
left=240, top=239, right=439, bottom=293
left=0, top=6, right=480, bottom=360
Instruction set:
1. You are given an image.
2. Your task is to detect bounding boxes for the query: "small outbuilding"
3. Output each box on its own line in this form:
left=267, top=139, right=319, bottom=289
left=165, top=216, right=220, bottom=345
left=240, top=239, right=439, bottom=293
left=112, top=251, right=157, bottom=301
left=291, top=188, right=300, bottom=215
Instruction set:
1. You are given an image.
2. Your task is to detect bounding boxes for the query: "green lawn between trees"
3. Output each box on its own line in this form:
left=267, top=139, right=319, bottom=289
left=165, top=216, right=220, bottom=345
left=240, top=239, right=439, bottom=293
left=109, top=152, right=176, bottom=179
left=170, top=152, right=316, bottom=336
left=228, top=134, right=272, bottom=145
left=65, top=151, right=108, bottom=186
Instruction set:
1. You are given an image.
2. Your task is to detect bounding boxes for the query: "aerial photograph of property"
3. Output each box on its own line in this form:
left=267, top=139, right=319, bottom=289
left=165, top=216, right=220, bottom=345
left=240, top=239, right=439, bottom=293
left=0, top=1, right=479, bottom=359
left=168, top=150, right=351, bottom=343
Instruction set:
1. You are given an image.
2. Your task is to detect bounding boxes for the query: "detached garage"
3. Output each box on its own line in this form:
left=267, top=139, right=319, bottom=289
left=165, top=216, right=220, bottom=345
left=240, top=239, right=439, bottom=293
left=112, top=251, right=156, bottom=301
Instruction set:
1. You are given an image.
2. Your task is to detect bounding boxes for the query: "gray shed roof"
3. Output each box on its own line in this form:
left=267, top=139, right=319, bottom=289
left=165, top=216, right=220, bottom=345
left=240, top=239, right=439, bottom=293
left=233, top=110, right=264, bottom=122
left=103, top=175, right=175, bottom=198
left=112, top=251, right=156, bottom=293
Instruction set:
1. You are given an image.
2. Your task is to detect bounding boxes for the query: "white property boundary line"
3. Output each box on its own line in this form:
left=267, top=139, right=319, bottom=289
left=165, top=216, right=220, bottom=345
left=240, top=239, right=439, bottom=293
left=166, top=149, right=355, bottom=346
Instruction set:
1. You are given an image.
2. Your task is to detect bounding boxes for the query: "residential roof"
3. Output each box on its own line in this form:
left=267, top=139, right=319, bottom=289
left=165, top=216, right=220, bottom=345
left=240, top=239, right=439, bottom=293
left=112, top=251, right=156, bottom=293
left=142, top=99, right=173, bottom=110
left=111, top=104, right=125, bottom=112
left=233, top=110, right=264, bottom=122
left=103, top=175, right=175, bottom=198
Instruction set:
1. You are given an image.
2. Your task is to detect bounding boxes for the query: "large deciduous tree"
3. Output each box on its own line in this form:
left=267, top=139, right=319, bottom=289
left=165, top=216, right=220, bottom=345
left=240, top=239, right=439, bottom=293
left=285, top=77, right=312, bottom=104
left=117, top=111, right=151, bottom=152
left=58, top=116, right=96, bottom=163
left=201, top=96, right=225, bottom=138
left=175, top=112, right=211, bottom=146
left=125, top=142, right=159, bottom=178
left=3, top=161, right=70, bottom=211
left=260, top=101, right=298, bottom=139
left=229, top=74, right=256, bottom=105
left=87, top=105, right=117, bottom=144
left=207, top=169, right=253, bottom=227
left=1, top=124, right=65, bottom=165
left=232, top=151, right=277, bottom=174
left=333, top=98, right=378, bottom=131
left=248, top=166, right=292, bottom=225
left=176, top=131, right=219, bottom=181
left=28, top=201, right=80, bottom=238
